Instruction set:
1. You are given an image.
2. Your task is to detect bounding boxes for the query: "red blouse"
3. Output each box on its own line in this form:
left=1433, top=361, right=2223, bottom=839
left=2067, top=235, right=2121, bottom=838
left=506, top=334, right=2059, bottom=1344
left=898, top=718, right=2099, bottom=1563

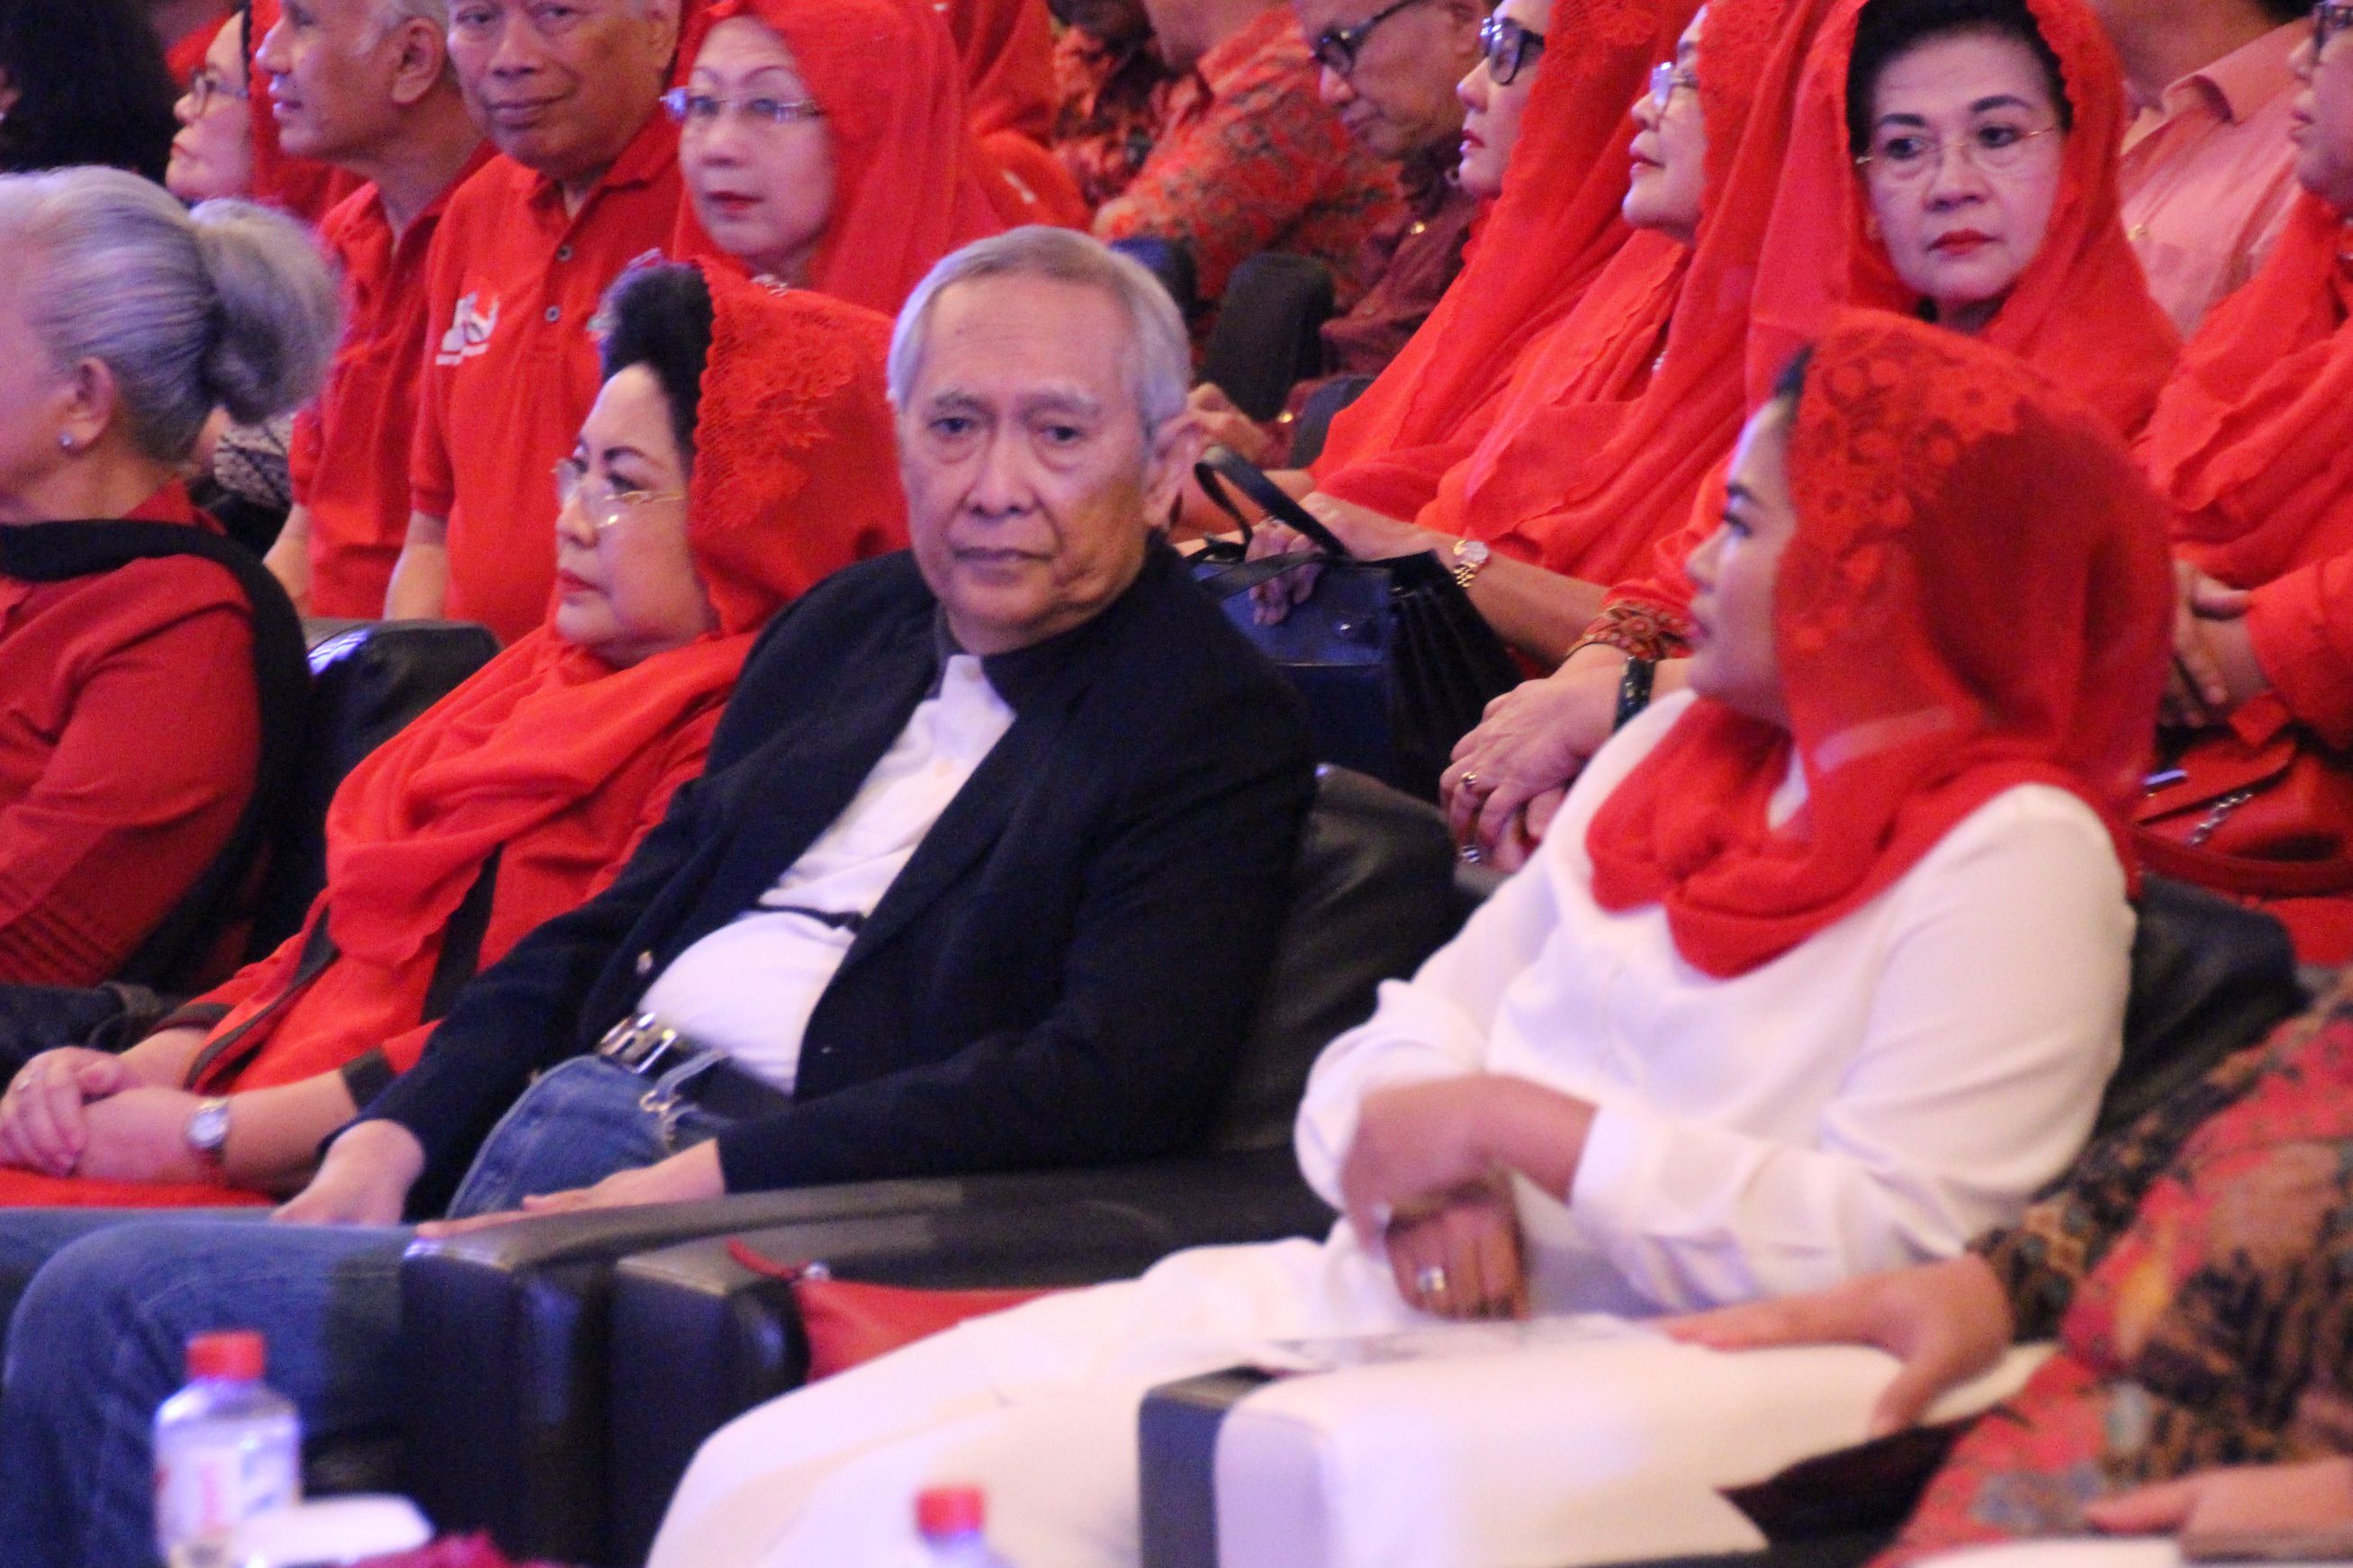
left=0, top=489, right=260, bottom=985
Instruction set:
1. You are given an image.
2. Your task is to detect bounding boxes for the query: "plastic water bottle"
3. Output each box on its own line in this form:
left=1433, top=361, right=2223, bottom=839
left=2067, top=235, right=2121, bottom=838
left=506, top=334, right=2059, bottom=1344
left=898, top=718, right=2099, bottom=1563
left=154, top=1330, right=302, bottom=1567
left=915, top=1485, right=1015, bottom=1567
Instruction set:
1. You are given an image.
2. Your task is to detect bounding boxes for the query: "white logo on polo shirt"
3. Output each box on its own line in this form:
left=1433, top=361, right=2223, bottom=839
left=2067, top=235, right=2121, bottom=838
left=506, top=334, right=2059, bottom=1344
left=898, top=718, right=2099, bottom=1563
left=435, top=292, right=500, bottom=365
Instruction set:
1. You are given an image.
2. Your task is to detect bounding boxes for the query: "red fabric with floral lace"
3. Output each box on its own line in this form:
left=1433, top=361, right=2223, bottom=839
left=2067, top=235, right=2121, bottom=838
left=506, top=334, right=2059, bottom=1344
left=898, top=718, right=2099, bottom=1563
left=1585, top=311, right=2169, bottom=978
left=1594, top=0, right=2180, bottom=644
left=1405, top=0, right=1839, bottom=591
left=1877, top=1005, right=2353, bottom=1561
left=672, top=0, right=1005, bottom=315
left=1093, top=7, right=1404, bottom=325
left=1308, top=0, right=1699, bottom=522
left=0, top=270, right=908, bottom=1214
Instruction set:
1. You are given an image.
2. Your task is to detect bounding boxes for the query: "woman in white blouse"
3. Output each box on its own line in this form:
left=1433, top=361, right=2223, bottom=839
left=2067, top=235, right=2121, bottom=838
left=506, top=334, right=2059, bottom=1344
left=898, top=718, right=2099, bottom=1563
left=646, top=309, right=2175, bottom=1568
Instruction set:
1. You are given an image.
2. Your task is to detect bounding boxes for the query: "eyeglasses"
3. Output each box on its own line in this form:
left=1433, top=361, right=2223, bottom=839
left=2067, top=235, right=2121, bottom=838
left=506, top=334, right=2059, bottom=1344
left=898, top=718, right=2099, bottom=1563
left=185, top=67, right=250, bottom=118
left=1310, top=0, right=1434, bottom=77
left=553, top=458, right=685, bottom=532
left=1854, top=120, right=2060, bottom=183
left=1647, top=60, right=1697, bottom=110
left=660, top=86, right=825, bottom=129
left=2319, top=0, right=2353, bottom=50
left=1476, top=15, right=1546, bottom=86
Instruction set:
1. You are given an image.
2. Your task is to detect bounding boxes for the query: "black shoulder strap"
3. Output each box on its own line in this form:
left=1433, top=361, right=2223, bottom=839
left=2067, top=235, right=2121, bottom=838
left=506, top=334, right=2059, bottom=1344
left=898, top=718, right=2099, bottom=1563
left=419, top=846, right=502, bottom=1023
left=1193, top=446, right=1357, bottom=559
left=0, top=520, right=310, bottom=988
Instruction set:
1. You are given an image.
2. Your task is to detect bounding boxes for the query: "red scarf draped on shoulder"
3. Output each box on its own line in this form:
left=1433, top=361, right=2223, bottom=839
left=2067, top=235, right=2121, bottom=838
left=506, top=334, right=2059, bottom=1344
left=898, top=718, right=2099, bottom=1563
left=1600, top=0, right=2179, bottom=631
left=1586, top=311, right=2169, bottom=978
left=2138, top=193, right=2353, bottom=589
left=1411, top=0, right=1841, bottom=590
left=672, top=0, right=1005, bottom=315
left=1307, top=0, right=1700, bottom=521
left=0, top=271, right=908, bottom=1210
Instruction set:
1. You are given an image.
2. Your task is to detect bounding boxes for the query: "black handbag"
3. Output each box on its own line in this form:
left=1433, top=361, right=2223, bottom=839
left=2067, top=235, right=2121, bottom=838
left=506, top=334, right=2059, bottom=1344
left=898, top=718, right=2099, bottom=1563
left=1189, top=447, right=1519, bottom=799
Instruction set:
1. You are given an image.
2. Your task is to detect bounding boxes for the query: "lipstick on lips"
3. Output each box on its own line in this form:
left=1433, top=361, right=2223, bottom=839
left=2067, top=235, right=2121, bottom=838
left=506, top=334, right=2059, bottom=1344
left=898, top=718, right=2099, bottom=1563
left=1928, top=230, right=1993, bottom=256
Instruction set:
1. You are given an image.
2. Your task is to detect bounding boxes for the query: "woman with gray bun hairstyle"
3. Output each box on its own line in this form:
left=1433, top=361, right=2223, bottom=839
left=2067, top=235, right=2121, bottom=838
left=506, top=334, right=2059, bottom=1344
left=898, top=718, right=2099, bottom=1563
left=0, top=165, right=334, bottom=992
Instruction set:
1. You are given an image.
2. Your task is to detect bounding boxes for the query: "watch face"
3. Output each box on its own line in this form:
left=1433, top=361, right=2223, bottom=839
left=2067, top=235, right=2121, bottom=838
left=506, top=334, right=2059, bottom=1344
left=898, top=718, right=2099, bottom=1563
left=187, top=1101, right=230, bottom=1155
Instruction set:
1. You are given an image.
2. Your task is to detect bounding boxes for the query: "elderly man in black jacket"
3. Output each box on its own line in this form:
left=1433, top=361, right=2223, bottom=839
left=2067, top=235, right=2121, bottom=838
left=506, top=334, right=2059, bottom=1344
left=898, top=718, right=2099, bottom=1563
left=0, top=228, right=1314, bottom=1568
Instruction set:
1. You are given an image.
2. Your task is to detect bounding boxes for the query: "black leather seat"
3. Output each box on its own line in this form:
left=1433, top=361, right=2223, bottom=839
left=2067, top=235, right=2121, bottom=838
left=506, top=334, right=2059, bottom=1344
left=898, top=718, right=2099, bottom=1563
left=393, top=767, right=1461, bottom=1564
left=1108, top=237, right=1199, bottom=325
left=1199, top=253, right=1337, bottom=423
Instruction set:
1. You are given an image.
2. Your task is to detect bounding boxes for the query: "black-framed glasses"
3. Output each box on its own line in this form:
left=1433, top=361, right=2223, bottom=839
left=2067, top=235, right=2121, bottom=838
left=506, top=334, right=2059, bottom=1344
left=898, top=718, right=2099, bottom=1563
left=1477, top=15, right=1546, bottom=86
left=1646, top=60, right=1697, bottom=109
left=2319, top=0, right=2353, bottom=50
left=661, top=86, right=826, bottom=129
left=184, top=65, right=251, bottom=117
left=1311, top=0, right=1434, bottom=77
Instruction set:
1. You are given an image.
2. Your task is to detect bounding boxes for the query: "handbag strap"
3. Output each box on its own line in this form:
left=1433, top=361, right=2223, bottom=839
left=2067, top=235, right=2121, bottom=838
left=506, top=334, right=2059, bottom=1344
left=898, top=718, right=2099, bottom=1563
left=417, top=847, right=503, bottom=1023
left=1193, top=446, right=1355, bottom=560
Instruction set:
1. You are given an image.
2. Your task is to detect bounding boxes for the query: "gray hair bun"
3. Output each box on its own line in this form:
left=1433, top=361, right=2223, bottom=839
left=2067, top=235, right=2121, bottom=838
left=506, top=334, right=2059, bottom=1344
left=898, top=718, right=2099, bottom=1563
left=191, top=198, right=341, bottom=426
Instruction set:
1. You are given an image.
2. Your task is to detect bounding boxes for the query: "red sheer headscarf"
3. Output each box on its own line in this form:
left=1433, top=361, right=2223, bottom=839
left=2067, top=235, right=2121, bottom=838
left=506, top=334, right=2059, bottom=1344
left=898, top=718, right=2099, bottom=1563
left=317, top=266, right=907, bottom=981
left=672, top=0, right=1005, bottom=314
left=1411, top=0, right=1841, bottom=589
left=2139, top=193, right=2353, bottom=590
left=1750, top=0, right=2177, bottom=437
left=1309, top=0, right=1702, bottom=521
left=946, top=0, right=1059, bottom=141
left=1586, top=310, right=2169, bottom=978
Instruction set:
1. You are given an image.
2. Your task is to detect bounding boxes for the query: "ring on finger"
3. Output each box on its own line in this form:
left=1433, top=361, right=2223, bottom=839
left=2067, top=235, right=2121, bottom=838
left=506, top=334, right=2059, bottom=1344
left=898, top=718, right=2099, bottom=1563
left=1414, top=1264, right=1450, bottom=1302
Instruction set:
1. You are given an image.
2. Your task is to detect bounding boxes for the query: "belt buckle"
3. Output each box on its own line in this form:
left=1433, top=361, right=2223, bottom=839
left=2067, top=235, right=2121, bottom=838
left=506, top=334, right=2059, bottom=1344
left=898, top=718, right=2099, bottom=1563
left=599, top=1013, right=682, bottom=1077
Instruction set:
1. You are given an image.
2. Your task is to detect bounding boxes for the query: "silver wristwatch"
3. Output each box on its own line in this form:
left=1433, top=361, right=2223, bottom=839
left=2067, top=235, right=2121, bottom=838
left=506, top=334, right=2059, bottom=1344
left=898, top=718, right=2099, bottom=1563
left=185, top=1096, right=231, bottom=1166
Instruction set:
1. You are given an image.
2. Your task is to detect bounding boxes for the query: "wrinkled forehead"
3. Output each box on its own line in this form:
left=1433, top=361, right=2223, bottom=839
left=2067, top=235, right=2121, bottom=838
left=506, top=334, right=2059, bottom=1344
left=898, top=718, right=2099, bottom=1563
left=906, top=276, right=1142, bottom=418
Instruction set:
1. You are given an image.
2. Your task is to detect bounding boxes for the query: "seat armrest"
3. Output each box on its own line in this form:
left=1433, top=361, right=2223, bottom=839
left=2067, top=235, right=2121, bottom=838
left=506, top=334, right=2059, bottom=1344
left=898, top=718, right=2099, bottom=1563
left=400, top=1151, right=1331, bottom=1563
left=600, top=1151, right=1333, bottom=1564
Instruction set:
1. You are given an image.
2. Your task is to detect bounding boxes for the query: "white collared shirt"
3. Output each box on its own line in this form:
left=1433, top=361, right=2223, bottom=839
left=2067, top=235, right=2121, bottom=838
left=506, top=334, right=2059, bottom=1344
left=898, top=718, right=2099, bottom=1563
left=640, top=653, right=1015, bottom=1091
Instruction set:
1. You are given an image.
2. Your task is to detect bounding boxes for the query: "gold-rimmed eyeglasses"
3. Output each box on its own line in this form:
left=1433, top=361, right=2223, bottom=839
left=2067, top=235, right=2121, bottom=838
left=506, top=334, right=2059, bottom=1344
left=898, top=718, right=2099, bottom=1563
left=1854, top=121, right=2059, bottom=183
left=661, top=87, right=826, bottom=130
left=553, top=458, right=685, bottom=532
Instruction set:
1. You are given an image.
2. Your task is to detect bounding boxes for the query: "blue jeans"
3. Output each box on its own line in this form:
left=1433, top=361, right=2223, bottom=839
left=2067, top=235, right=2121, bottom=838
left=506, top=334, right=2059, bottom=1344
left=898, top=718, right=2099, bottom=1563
left=0, top=1056, right=732, bottom=1568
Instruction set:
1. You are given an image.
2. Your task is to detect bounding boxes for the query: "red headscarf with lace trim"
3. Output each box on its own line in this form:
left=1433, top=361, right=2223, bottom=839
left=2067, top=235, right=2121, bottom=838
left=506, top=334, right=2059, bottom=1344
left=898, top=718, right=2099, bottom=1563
left=1409, top=0, right=1840, bottom=589
left=672, top=0, right=1005, bottom=314
left=1308, top=0, right=1701, bottom=521
left=1750, top=0, right=2177, bottom=436
left=2139, top=193, right=2353, bottom=590
left=1585, top=310, right=2168, bottom=978
left=292, top=267, right=906, bottom=1046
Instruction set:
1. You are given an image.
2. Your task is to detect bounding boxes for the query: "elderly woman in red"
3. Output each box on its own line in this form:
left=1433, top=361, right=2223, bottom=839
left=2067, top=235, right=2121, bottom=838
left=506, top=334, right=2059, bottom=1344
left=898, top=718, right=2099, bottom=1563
left=669, top=0, right=1005, bottom=314
left=0, top=167, right=335, bottom=989
left=0, top=259, right=907, bottom=1208
left=1445, top=0, right=2181, bottom=863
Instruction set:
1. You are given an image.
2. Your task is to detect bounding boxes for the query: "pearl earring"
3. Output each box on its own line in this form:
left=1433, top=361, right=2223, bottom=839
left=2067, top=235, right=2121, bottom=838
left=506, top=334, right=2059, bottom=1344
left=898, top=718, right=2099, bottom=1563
left=56, top=433, right=74, bottom=453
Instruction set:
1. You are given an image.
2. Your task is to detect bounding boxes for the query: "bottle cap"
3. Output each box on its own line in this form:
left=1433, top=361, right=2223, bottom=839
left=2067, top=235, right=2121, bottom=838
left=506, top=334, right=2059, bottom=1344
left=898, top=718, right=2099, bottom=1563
left=915, top=1485, right=986, bottom=1538
left=186, top=1330, right=266, bottom=1382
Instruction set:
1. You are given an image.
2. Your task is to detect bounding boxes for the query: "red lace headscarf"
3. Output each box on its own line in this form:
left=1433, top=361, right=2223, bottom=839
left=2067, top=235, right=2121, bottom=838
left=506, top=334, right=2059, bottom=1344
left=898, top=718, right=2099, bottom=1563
left=1750, top=0, right=2177, bottom=436
left=1585, top=310, right=2169, bottom=978
left=2139, top=192, right=2353, bottom=593
left=1411, top=0, right=1842, bottom=588
left=1308, top=0, right=1701, bottom=521
left=310, top=266, right=907, bottom=1004
left=672, top=0, right=1005, bottom=315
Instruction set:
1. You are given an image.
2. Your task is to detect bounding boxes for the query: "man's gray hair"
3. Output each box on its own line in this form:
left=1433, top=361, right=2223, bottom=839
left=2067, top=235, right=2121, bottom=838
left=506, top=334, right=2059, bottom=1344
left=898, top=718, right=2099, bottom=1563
left=887, top=227, right=1191, bottom=436
left=374, top=0, right=449, bottom=32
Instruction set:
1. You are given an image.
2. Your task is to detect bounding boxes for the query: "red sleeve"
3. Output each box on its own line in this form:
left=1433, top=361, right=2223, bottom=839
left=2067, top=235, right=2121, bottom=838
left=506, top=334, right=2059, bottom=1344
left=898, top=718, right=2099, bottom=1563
left=406, top=214, right=462, bottom=522
left=0, top=575, right=259, bottom=985
left=1094, top=68, right=1361, bottom=302
left=2248, top=556, right=2353, bottom=751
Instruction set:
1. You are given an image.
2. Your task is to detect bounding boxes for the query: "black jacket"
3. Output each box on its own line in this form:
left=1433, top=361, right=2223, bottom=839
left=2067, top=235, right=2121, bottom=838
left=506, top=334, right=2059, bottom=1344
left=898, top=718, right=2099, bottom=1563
left=365, top=542, right=1316, bottom=1208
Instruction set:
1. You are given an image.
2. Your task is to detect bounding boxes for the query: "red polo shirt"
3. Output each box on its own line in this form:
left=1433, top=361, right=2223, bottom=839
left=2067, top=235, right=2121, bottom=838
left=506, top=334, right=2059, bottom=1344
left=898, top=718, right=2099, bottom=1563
left=409, top=113, right=684, bottom=644
left=292, top=148, right=491, bottom=619
left=0, top=487, right=259, bottom=985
